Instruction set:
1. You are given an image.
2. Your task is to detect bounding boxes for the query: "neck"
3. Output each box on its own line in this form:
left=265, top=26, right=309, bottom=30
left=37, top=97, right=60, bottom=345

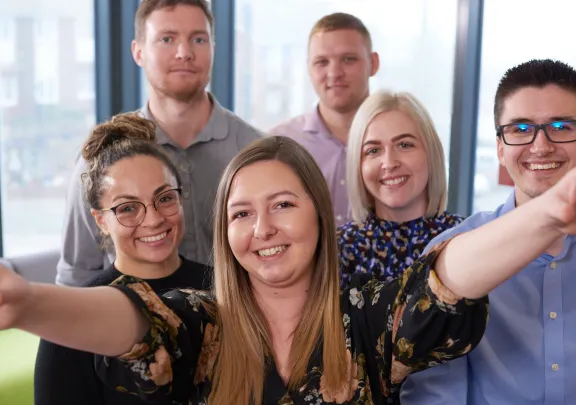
left=317, top=103, right=359, bottom=143
left=147, top=89, right=212, bottom=149
left=114, top=251, right=181, bottom=280
left=375, top=197, right=429, bottom=223
left=251, top=275, right=311, bottom=332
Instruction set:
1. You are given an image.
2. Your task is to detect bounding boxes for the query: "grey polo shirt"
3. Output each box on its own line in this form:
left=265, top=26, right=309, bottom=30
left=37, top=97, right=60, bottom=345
left=55, top=95, right=262, bottom=286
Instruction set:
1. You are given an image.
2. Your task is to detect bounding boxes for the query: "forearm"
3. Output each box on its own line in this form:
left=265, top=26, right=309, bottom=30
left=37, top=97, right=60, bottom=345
left=435, top=198, right=562, bottom=299
left=17, top=284, right=148, bottom=356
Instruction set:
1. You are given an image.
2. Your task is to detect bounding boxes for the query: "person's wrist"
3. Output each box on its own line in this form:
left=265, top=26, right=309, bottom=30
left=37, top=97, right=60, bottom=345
left=13, top=281, right=39, bottom=330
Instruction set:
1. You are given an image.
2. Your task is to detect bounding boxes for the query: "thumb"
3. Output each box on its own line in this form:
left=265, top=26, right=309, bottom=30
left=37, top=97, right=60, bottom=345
left=568, top=171, right=576, bottom=206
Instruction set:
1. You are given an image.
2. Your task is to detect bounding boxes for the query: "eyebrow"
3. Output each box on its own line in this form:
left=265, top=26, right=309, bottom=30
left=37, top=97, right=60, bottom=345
left=228, top=190, right=299, bottom=209
left=504, top=116, right=576, bottom=125
left=362, top=133, right=417, bottom=147
left=157, top=29, right=209, bottom=37
left=112, top=184, right=174, bottom=204
left=312, top=51, right=360, bottom=60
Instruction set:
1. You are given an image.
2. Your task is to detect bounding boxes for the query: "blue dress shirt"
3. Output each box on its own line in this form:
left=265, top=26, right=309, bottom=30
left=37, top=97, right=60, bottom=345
left=401, top=191, right=576, bottom=405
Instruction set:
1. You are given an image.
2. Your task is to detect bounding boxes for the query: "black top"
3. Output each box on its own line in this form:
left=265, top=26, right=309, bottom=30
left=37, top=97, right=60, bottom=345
left=33, top=257, right=212, bottom=405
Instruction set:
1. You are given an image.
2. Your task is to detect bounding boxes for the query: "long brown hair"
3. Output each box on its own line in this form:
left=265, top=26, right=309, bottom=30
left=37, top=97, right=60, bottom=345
left=210, top=136, right=347, bottom=405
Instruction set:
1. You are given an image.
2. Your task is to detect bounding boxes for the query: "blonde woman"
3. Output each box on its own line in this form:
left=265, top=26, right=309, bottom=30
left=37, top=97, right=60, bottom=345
left=13, top=135, right=575, bottom=404
left=338, top=90, right=463, bottom=289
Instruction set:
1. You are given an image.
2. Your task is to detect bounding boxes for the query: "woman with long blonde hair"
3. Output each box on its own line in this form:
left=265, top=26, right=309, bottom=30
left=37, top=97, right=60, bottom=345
left=3, top=135, right=566, bottom=403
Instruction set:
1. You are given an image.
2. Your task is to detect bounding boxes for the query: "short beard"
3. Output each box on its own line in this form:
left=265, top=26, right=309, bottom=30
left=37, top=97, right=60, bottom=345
left=159, top=84, right=205, bottom=103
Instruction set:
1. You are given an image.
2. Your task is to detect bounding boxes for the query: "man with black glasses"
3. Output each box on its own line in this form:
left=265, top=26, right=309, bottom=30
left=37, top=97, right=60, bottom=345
left=401, top=59, right=576, bottom=405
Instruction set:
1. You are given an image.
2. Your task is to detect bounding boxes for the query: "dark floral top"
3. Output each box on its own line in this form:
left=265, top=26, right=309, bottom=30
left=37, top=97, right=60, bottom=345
left=95, top=242, right=488, bottom=405
left=337, top=212, right=464, bottom=289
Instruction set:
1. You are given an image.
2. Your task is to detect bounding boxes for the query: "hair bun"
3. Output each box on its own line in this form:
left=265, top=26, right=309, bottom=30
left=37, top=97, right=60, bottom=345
left=82, top=113, right=157, bottom=162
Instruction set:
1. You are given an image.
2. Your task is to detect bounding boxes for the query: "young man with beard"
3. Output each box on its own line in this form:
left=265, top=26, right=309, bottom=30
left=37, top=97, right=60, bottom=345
left=401, top=59, right=576, bottom=405
left=56, top=0, right=262, bottom=286
left=270, top=13, right=379, bottom=226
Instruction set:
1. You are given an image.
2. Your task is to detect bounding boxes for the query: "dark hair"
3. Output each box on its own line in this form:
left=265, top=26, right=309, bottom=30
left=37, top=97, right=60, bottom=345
left=135, top=0, right=214, bottom=41
left=309, top=12, right=372, bottom=52
left=494, top=59, right=576, bottom=126
left=81, top=113, right=181, bottom=210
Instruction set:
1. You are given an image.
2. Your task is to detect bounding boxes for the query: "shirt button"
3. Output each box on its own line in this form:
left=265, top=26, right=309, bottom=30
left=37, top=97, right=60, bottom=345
left=550, top=312, right=557, bottom=319
left=550, top=262, right=557, bottom=269
left=336, top=215, right=343, bottom=222
left=340, top=179, right=346, bottom=186
left=552, top=364, right=559, bottom=371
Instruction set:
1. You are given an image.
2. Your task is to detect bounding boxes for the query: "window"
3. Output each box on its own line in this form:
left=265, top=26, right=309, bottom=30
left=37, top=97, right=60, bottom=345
left=0, top=1, right=96, bottom=257
left=0, top=76, right=18, bottom=107
left=473, top=0, right=576, bottom=212
left=234, top=0, right=458, bottom=155
left=0, top=19, right=16, bottom=66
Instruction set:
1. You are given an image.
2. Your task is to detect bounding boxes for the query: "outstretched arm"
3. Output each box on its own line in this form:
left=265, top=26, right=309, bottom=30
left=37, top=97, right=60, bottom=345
left=435, top=167, right=576, bottom=299
left=0, top=267, right=147, bottom=356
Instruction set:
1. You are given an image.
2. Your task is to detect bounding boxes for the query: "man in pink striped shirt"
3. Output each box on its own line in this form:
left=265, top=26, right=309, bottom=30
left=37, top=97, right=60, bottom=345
left=270, top=13, right=379, bottom=226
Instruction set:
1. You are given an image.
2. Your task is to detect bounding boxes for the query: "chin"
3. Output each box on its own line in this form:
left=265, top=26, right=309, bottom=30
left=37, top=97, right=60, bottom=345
left=379, top=196, right=410, bottom=210
left=250, top=268, right=294, bottom=286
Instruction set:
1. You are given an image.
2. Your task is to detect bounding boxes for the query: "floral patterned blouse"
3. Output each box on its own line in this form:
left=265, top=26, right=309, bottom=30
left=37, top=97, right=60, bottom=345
left=95, top=242, right=488, bottom=405
left=337, top=211, right=464, bottom=289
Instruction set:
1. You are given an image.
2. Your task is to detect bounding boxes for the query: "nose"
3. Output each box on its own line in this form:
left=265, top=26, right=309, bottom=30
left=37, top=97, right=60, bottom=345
left=253, top=213, right=277, bottom=241
left=326, top=60, right=344, bottom=80
left=530, top=128, right=555, bottom=155
left=140, top=204, right=165, bottom=228
left=175, top=40, right=193, bottom=61
left=380, top=148, right=400, bottom=171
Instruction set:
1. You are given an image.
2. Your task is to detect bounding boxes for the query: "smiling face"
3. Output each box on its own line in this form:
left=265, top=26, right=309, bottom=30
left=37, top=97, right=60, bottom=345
left=360, top=110, right=429, bottom=222
left=226, top=160, right=319, bottom=291
left=92, top=155, right=184, bottom=271
left=308, top=29, right=379, bottom=114
left=497, top=84, right=576, bottom=206
left=132, top=4, right=213, bottom=102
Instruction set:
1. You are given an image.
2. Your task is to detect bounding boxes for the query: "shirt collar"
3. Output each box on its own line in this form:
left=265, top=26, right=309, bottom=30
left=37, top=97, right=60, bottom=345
left=139, top=92, right=229, bottom=147
left=500, top=190, right=517, bottom=215
left=302, top=105, right=348, bottom=148
left=302, top=105, right=329, bottom=135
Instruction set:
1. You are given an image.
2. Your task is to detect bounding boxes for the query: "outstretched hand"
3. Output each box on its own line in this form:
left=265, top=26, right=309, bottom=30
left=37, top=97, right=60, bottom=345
left=0, top=264, right=32, bottom=330
left=542, top=166, right=576, bottom=235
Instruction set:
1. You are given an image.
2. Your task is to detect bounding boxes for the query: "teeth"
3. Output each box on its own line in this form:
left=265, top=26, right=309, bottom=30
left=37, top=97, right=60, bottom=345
left=139, top=232, right=167, bottom=243
left=527, top=163, right=560, bottom=171
left=258, top=245, right=288, bottom=257
left=381, top=176, right=407, bottom=186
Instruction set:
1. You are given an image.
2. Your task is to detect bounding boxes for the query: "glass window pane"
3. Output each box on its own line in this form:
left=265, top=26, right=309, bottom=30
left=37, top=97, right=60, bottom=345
left=234, top=0, right=458, bottom=157
left=0, top=2, right=96, bottom=256
left=474, top=0, right=576, bottom=212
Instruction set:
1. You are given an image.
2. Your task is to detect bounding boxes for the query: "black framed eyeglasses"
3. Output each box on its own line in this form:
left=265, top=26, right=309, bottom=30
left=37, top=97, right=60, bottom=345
left=497, top=120, right=576, bottom=145
left=100, top=188, right=183, bottom=227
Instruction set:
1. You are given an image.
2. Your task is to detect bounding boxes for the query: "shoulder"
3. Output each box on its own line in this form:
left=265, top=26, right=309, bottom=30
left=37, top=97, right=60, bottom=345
left=439, top=211, right=466, bottom=223
left=337, top=220, right=363, bottom=240
left=219, top=107, right=264, bottom=143
left=81, top=265, right=121, bottom=287
left=424, top=207, right=505, bottom=253
left=159, top=288, right=218, bottom=327
left=269, top=114, right=307, bottom=138
left=180, top=257, right=213, bottom=272
left=179, top=257, right=214, bottom=290
left=429, top=211, right=466, bottom=231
